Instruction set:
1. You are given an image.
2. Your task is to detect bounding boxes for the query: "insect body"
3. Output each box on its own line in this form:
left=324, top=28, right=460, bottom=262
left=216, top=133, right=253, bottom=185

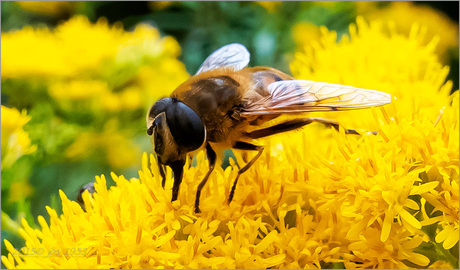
left=146, top=43, right=391, bottom=213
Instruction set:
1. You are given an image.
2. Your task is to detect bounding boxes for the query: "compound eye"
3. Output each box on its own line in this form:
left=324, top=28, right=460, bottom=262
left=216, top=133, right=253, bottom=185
left=166, top=101, right=206, bottom=152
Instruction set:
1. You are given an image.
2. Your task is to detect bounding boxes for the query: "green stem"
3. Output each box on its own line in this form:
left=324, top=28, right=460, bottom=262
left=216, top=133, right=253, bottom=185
left=435, top=241, right=459, bottom=268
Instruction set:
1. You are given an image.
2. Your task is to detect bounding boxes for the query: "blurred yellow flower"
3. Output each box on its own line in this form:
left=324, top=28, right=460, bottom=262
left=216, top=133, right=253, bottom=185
left=357, top=1, right=459, bottom=63
left=291, top=21, right=322, bottom=51
left=1, top=15, right=189, bottom=105
left=1, top=105, right=37, bottom=170
left=15, top=1, right=75, bottom=17
left=66, top=120, right=141, bottom=169
left=2, top=15, right=189, bottom=169
left=49, top=80, right=109, bottom=101
left=8, top=182, right=34, bottom=203
left=148, top=1, right=174, bottom=10
left=2, top=17, right=458, bottom=269
left=255, top=1, right=282, bottom=12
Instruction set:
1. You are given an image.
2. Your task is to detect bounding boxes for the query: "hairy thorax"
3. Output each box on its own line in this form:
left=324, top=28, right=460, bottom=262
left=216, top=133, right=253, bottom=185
left=170, top=67, right=293, bottom=147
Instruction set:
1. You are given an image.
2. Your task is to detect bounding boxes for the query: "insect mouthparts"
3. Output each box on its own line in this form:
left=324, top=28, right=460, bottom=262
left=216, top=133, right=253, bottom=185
left=147, top=125, right=154, bottom=135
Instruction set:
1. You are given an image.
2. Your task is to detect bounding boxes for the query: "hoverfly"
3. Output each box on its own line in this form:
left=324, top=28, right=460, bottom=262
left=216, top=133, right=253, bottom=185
left=146, top=43, right=391, bottom=213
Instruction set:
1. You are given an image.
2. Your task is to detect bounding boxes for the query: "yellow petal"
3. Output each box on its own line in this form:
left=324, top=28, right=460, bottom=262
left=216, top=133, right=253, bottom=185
left=403, top=199, right=419, bottom=210
left=420, top=216, right=443, bottom=226
left=171, top=220, right=181, bottom=230
left=260, top=254, right=286, bottom=268
left=381, top=212, right=392, bottom=242
left=254, top=231, right=277, bottom=253
left=400, top=209, right=421, bottom=229
left=346, top=219, right=367, bottom=239
left=180, top=215, right=194, bottom=223
left=406, top=252, right=430, bottom=266
left=435, top=225, right=455, bottom=243
left=1, top=255, right=14, bottom=269
left=443, top=228, right=459, bottom=249
left=402, top=235, right=423, bottom=250
left=154, top=230, right=176, bottom=248
left=410, top=181, right=439, bottom=195
left=235, top=247, right=251, bottom=262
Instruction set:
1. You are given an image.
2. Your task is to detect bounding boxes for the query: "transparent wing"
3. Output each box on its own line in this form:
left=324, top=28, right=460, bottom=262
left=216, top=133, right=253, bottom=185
left=241, top=80, right=391, bottom=116
left=196, top=43, right=250, bottom=75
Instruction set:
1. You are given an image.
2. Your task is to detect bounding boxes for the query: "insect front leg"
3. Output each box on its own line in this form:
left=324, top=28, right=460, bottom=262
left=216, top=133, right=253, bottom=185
left=159, top=164, right=167, bottom=188
left=229, top=141, right=264, bottom=204
left=169, top=159, right=186, bottom=202
left=194, top=143, right=217, bottom=213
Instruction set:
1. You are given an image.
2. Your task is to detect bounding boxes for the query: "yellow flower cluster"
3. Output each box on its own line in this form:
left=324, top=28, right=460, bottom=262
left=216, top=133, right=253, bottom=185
left=1, top=105, right=37, bottom=204
left=16, top=1, right=76, bottom=17
left=357, top=1, right=459, bottom=63
left=65, top=120, right=141, bottom=170
left=2, top=17, right=458, bottom=269
left=293, top=2, right=458, bottom=65
left=1, top=15, right=188, bottom=106
left=291, top=17, right=458, bottom=267
left=1, top=15, right=189, bottom=169
left=1, top=106, right=37, bottom=171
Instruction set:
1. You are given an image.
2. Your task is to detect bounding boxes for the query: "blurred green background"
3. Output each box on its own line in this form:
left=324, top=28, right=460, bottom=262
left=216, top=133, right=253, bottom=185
left=1, top=1, right=458, bottom=262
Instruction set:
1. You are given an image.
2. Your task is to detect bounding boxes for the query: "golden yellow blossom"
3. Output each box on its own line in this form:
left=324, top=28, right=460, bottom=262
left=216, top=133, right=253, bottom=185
left=357, top=1, right=459, bottom=63
left=2, top=17, right=458, bottom=269
left=291, top=21, right=322, bottom=51
left=290, top=16, right=458, bottom=267
left=1, top=15, right=189, bottom=169
left=16, top=1, right=75, bottom=17
left=1, top=105, right=37, bottom=170
left=1, top=16, right=188, bottom=104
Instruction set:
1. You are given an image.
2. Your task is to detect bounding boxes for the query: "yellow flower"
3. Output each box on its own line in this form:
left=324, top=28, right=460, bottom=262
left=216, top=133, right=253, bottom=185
left=255, top=1, right=282, bottom=12
left=291, top=22, right=322, bottom=51
left=291, top=16, right=458, bottom=267
left=49, top=80, right=109, bottom=101
left=1, top=105, right=37, bottom=170
left=66, top=120, right=141, bottom=169
left=8, top=182, right=34, bottom=203
left=16, top=1, right=76, bottom=17
left=2, top=17, right=458, bottom=269
left=1, top=16, right=189, bottom=106
left=148, top=1, right=174, bottom=10
left=357, top=1, right=459, bottom=63
left=2, top=15, right=189, bottom=169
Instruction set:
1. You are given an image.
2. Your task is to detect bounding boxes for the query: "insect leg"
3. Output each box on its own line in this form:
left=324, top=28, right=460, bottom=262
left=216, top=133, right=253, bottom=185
left=245, top=118, right=373, bottom=140
left=170, top=159, right=186, bottom=202
left=245, top=119, right=316, bottom=139
left=159, top=164, right=167, bottom=188
left=304, top=117, right=377, bottom=135
left=76, top=182, right=95, bottom=211
left=229, top=141, right=264, bottom=204
left=194, top=143, right=217, bottom=213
